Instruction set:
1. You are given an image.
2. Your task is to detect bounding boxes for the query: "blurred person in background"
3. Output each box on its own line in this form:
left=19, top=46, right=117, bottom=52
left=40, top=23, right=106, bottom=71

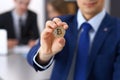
left=0, top=0, right=39, bottom=49
left=47, top=0, right=69, bottom=19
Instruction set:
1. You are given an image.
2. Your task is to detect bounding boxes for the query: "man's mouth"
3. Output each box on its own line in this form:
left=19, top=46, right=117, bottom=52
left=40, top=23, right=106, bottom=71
left=84, top=1, right=97, bottom=7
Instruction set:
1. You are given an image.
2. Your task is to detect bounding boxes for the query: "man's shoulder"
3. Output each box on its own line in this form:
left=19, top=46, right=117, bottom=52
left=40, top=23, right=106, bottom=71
left=57, top=14, right=76, bottom=23
left=116, top=18, right=120, bottom=25
left=27, top=10, right=37, bottom=16
left=114, top=18, right=120, bottom=40
left=108, top=15, right=120, bottom=38
left=110, top=16, right=120, bottom=28
left=115, top=18, right=120, bottom=32
left=0, top=11, right=11, bottom=18
left=104, top=14, right=120, bottom=28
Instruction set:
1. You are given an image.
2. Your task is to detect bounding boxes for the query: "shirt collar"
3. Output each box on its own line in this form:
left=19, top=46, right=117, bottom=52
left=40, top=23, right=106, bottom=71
left=12, top=9, right=28, bottom=21
left=77, top=9, right=106, bottom=32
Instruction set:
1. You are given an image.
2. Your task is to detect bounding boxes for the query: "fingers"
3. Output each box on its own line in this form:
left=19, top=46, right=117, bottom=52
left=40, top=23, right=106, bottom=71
left=8, top=40, right=18, bottom=49
left=62, top=22, right=68, bottom=30
left=46, top=20, right=57, bottom=29
left=42, top=20, right=56, bottom=38
left=41, top=28, right=53, bottom=39
left=42, top=18, right=68, bottom=39
left=53, top=18, right=62, bottom=25
left=57, top=37, right=66, bottom=48
left=45, top=18, right=68, bottom=30
left=53, top=18, right=68, bottom=30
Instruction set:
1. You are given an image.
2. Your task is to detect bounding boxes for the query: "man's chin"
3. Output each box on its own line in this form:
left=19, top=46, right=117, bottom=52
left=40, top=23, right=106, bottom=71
left=84, top=9, right=98, bottom=15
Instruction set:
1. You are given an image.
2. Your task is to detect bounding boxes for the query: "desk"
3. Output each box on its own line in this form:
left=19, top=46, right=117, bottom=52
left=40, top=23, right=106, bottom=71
left=0, top=53, right=53, bottom=80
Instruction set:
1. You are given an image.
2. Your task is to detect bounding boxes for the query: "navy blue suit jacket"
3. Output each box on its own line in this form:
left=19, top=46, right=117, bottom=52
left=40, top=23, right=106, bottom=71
left=27, top=13, right=120, bottom=80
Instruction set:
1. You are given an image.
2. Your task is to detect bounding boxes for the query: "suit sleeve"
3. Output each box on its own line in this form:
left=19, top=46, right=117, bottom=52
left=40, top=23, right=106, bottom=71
left=27, top=42, right=54, bottom=71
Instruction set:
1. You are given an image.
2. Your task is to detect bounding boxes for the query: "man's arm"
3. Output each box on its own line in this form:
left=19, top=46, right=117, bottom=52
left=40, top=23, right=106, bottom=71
left=27, top=18, right=68, bottom=71
left=27, top=42, right=54, bottom=71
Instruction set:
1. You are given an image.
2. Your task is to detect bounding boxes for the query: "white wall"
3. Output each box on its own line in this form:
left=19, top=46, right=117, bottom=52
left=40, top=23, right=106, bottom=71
left=29, top=0, right=46, bottom=32
left=0, top=0, right=14, bottom=13
left=0, top=0, right=46, bottom=32
left=105, top=0, right=110, bottom=13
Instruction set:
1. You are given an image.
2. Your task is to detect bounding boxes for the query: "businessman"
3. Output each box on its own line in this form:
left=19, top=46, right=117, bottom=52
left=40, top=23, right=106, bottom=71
left=0, top=0, right=39, bottom=48
left=27, top=0, right=120, bottom=80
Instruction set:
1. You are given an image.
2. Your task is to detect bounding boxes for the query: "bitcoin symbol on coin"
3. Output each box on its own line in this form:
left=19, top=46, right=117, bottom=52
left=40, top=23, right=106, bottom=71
left=53, top=26, right=66, bottom=38
left=57, top=29, right=62, bottom=35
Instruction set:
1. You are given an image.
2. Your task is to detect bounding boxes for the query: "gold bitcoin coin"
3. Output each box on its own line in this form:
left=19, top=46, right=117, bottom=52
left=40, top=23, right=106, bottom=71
left=53, top=26, right=66, bottom=38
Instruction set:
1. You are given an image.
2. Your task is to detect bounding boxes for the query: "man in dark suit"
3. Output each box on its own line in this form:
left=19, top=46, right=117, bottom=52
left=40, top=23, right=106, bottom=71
left=27, top=0, right=120, bottom=80
left=0, top=0, right=39, bottom=49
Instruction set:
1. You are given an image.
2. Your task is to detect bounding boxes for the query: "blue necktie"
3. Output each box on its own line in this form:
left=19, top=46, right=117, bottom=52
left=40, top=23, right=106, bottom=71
left=74, top=22, right=92, bottom=80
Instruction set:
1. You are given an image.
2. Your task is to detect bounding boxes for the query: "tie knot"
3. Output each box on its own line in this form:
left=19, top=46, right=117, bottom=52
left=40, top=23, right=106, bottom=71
left=81, top=22, right=92, bottom=32
left=19, top=17, right=25, bottom=27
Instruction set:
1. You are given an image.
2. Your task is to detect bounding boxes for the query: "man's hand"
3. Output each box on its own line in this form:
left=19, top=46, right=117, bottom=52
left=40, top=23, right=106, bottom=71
left=39, top=18, right=68, bottom=63
left=28, top=40, right=36, bottom=48
left=8, top=39, right=18, bottom=49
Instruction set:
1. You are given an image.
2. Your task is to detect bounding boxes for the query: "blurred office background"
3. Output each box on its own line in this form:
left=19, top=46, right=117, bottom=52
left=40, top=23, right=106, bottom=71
left=0, top=0, right=120, bottom=80
left=0, top=0, right=120, bottom=32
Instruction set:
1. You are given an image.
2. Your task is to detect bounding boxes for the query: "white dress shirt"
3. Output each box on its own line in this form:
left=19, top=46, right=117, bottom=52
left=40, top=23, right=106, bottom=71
left=33, top=9, right=106, bottom=69
left=12, top=10, right=27, bottom=39
left=77, top=9, right=106, bottom=46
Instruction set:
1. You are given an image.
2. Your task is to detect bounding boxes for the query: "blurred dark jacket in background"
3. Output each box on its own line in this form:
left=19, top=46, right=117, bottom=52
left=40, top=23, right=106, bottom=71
left=0, top=10, right=39, bottom=45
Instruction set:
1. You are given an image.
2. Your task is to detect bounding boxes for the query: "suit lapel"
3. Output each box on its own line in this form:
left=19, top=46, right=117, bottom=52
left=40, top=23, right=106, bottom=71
left=9, top=12, right=16, bottom=38
left=65, top=15, right=79, bottom=79
left=22, top=11, right=29, bottom=35
left=25, top=12, right=29, bottom=29
left=67, top=15, right=78, bottom=65
left=87, top=14, right=113, bottom=78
